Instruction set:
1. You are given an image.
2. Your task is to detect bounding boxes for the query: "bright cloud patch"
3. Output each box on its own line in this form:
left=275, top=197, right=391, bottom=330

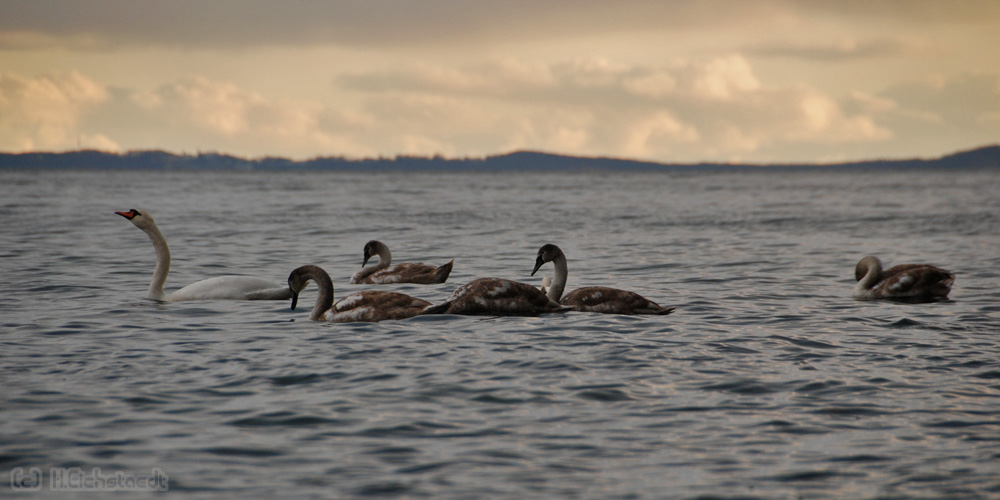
left=691, top=55, right=761, bottom=101
left=131, top=76, right=373, bottom=156
left=138, top=77, right=293, bottom=136
left=0, top=71, right=114, bottom=151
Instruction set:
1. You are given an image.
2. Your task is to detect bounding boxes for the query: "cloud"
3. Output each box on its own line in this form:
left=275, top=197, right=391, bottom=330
left=748, top=38, right=920, bottom=61
left=6, top=1, right=996, bottom=51
left=862, top=72, right=1000, bottom=155
left=690, top=55, right=761, bottom=100
left=0, top=30, right=110, bottom=51
left=881, top=73, right=1000, bottom=123
left=128, top=76, right=375, bottom=157
left=623, top=72, right=677, bottom=99
left=0, top=1, right=776, bottom=49
left=0, top=71, right=113, bottom=151
left=623, top=112, right=700, bottom=158
left=799, top=0, right=1000, bottom=25
left=3, top=61, right=992, bottom=162
left=339, top=58, right=557, bottom=98
left=337, top=55, right=891, bottom=160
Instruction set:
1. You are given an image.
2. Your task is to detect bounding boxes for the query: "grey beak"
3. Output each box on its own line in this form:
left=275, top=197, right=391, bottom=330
left=531, top=257, right=544, bottom=276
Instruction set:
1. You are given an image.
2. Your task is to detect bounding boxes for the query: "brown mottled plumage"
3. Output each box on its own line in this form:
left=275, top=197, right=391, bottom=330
left=422, top=277, right=570, bottom=316
left=559, top=286, right=675, bottom=315
left=350, top=240, right=453, bottom=284
left=289, top=265, right=431, bottom=322
left=853, top=255, right=954, bottom=300
left=532, top=243, right=675, bottom=315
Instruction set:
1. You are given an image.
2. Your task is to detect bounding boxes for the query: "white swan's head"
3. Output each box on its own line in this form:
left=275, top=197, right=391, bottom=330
left=532, top=243, right=564, bottom=276
left=115, top=208, right=155, bottom=230
left=361, top=240, right=387, bottom=267
left=855, top=255, right=883, bottom=282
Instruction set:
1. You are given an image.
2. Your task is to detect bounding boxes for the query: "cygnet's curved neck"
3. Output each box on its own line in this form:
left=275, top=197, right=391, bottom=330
left=856, top=256, right=883, bottom=290
left=356, top=245, right=391, bottom=281
left=547, top=253, right=568, bottom=303
left=376, top=245, right=391, bottom=268
left=302, top=266, right=335, bottom=321
left=142, top=222, right=170, bottom=301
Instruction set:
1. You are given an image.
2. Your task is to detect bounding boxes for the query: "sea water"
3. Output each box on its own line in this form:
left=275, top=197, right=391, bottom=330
left=1, top=167, right=999, bottom=499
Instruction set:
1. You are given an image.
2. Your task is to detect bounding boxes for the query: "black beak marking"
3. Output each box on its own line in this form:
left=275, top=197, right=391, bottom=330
left=531, top=257, right=544, bottom=276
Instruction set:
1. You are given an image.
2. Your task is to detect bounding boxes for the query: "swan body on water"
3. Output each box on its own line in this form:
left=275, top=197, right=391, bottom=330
left=350, top=240, right=453, bottom=284
left=115, top=209, right=293, bottom=302
left=288, top=265, right=432, bottom=322
left=853, top=255, right=954, bottom=300
left=532, top=244, right=675, bottom=315
left=422, top=277, right=571, bottom=316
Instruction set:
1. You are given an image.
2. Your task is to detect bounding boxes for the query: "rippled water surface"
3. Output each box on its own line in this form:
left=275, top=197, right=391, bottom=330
left=2, top=167, right=999, bottom=499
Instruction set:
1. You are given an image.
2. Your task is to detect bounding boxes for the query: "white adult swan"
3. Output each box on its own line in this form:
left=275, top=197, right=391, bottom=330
left=115, top=209, right=293, bottom=302
left=350, top=240, right=454, bottom=284
left=288, top=265, right=432, bottom=322
left=532, top=244, right=675, bottom=315
left=853, top=255, right=955, bottom=300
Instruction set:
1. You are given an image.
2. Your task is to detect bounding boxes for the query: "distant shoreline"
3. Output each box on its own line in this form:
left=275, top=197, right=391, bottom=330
left=2, top=145, right=998, bottom=172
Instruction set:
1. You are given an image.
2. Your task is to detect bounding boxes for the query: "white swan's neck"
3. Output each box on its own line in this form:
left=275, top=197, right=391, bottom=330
left=547, top=253, right=568, bottom=303
left=142, top=222, right=170, bottom=301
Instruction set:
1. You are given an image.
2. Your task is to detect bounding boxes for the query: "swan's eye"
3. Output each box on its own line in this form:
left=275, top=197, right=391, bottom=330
left=131, top=209, right=142, bottom=217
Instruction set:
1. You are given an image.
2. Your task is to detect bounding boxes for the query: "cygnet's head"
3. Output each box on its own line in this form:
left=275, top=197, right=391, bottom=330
left=362, top=240, right=387, bottom=266
left=287, top=265, right=327, bottom=310
left=532, top=243, right=563, bottom=276
left=855, top=255, right=883, bottom=282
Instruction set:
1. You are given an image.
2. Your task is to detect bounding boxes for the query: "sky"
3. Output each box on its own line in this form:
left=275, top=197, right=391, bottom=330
left=1, top=0, right=998, bottom=163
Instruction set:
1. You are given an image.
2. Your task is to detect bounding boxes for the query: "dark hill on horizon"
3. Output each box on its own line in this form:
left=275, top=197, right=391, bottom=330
left=1, top=145, right=998, bottom=172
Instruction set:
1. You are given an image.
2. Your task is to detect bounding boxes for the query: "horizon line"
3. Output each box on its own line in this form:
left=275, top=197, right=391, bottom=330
left=2, top=143, right=999, bottom=169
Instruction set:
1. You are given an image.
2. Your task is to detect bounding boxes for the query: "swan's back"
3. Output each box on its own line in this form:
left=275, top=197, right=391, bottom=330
left=350, top=240, right=453, bottom=284
left=356, top=261, right=454, bottom=285
left=332, top=291, right=432, bottom=322
left=423, top=278, right=570, bottom=316
left=168, top=276, right=294, bottom=302
left=855, top=262, right=954, bottom=300
left=562, top=286, right=675, bottom=315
